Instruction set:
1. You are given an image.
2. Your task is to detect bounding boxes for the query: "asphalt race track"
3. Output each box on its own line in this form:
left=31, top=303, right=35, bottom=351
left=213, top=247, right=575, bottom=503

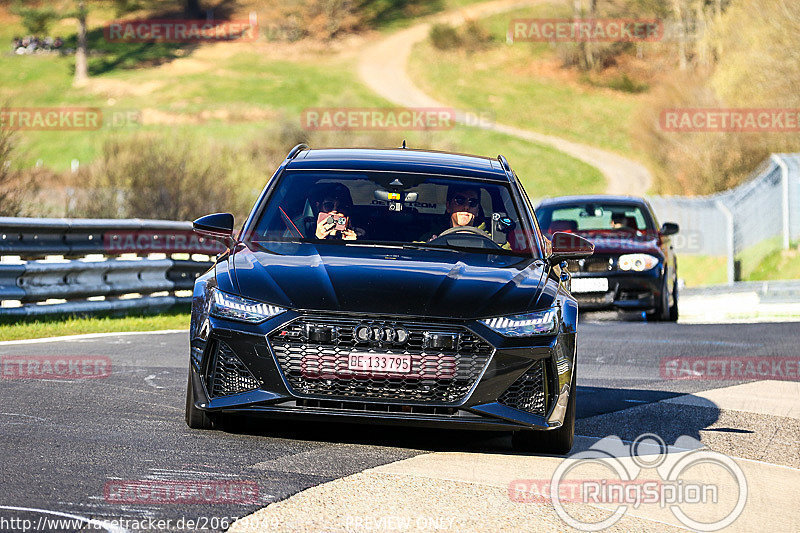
left=1, top=318, right=799, bottom=532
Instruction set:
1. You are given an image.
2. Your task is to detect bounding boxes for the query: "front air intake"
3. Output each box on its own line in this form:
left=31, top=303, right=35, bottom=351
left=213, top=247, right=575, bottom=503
left=207, top=341, right=260, bottom=397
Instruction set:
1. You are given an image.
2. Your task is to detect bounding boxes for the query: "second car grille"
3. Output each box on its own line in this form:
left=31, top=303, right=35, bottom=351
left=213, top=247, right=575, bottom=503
left=498, top=360, right=547, bottom=416
left=207, top=341, right=261, bottom=398
left=268, top=315, right=494, bottom=404
left=566, top=256, right=614, bottom=273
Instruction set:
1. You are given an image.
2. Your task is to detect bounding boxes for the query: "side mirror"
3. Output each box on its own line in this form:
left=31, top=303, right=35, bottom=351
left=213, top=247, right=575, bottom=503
left=660, top=222, right=679, bottom=236
left=548, top=231, right=594, bottom=264
left=193, top=213, right=235, bottom=243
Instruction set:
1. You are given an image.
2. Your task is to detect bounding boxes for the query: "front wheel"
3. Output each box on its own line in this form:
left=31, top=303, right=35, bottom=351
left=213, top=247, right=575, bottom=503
left=647, top=276, right=670, bottom=322
left=185, top=371, right=217, bottom=430
left=668, top=280, right=679, bottom=322
left=512, top=374, right=576, bottom=455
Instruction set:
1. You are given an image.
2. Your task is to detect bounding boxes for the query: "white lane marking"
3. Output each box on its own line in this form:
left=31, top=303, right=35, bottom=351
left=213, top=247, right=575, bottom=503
left=0, top=329, right=188, bottom=345
left=0, top=505, right=129, bottom=533
left=143, top=371, right=169, bottom=389
left=0, top=412, right=46, bottom=422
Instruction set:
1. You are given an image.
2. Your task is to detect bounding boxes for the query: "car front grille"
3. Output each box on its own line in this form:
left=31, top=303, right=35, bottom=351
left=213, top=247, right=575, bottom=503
left=207, top=341, right=261, bottom=398
left=497, top=360, right=547, bottom=416
left=268, top=315, right=494, bottom=404
left=566, top=256, right=614, bottom=273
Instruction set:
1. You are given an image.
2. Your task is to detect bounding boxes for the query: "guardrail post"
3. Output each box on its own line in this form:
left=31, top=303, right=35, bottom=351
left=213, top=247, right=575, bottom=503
left=771, top=154, right=791, bottom=250
left=715, top=200, right=735, bottom=285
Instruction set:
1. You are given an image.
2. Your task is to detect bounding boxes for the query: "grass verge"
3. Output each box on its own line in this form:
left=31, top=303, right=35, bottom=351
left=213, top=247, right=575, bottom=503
left=0, top=307, right=190, bottom=342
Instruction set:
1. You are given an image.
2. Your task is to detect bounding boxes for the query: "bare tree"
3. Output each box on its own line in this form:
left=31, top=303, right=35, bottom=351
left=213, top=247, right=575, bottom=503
left=672, top=0, right=688, bottom=70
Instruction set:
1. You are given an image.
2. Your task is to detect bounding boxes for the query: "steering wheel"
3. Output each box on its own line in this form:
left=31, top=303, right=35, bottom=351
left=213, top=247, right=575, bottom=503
left=429, top=225, right=501, bottom=249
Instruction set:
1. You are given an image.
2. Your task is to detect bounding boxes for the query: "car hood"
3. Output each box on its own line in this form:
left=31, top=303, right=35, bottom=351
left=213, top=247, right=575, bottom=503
left=229, top=242, right=548, bottom=319
left=573, top=230, right=662, bottom=255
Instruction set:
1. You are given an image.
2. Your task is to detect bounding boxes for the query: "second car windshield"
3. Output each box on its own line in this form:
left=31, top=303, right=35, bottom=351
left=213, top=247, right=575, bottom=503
left=537, top=203, right=655, bottom=236
left=247, top=171, right=537, bottom=256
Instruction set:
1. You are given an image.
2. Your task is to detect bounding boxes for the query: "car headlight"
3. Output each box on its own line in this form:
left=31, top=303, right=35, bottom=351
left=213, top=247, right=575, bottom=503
left=209, top=288, right=285, bottom=323
left=480, top=308, right=558, bottom=337
left=618, top=254, right=659, bottom=272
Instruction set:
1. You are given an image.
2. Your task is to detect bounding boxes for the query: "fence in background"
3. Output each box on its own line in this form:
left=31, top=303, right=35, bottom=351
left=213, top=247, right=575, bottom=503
left=648, top=153, right=800, bottom=284
left=0, top=218, right=224, bottom=317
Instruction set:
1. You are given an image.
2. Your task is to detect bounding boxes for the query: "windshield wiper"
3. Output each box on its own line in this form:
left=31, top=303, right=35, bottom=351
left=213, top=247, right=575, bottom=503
left=400, top=242, right=458, bottom=252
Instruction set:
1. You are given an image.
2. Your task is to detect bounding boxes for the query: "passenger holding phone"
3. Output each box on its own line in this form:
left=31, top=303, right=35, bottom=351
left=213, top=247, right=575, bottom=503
left=312, top=184, right=359, bottom=240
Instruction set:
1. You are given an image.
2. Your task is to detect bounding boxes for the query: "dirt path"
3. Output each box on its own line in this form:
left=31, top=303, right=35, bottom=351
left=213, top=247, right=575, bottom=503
left=357, top=0, right=653, bottom=195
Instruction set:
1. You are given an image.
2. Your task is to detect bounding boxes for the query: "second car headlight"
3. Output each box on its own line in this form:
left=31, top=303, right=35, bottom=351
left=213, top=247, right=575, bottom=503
left=480, top=308, right=558, bottom=337
left=210, top=288, right=285, bottom=323
left=618, top=254, right=659, bottom=272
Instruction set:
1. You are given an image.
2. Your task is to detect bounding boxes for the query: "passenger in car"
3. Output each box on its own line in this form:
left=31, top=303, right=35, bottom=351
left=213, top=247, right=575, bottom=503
left=292, top=183, right=364, bottom=240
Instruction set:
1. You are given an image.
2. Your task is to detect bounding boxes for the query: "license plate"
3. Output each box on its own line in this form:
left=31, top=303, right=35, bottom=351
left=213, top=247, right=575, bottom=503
left=571, top=277, right=609, bottom=293
left=348, top=353, right=412, bottom=374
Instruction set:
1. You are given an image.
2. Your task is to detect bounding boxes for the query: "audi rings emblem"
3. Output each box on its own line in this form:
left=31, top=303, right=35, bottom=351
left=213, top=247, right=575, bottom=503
left=353, top=323, right=409, bottom=345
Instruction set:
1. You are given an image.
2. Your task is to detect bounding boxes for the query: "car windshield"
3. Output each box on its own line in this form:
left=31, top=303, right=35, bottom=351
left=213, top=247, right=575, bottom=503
left=536, top=203, right=655, bottom=237
left=245, top=171, right=537, bottom=257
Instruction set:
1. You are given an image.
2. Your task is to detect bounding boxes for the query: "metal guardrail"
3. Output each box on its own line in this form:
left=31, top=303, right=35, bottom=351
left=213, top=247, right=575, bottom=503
left=0, top=217, right=226, bottom=317
left=682, top=280, right=800, bottom=303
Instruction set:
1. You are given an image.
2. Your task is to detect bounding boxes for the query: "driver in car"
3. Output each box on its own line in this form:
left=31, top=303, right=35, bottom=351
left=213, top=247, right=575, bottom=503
left=425, top=185, right=488, bottom=241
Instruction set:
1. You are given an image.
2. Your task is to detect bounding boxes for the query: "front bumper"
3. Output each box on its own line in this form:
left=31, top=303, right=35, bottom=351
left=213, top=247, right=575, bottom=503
left=570, top=269, right=662, bottom=311
left=188, top=310, right=576, bottom=431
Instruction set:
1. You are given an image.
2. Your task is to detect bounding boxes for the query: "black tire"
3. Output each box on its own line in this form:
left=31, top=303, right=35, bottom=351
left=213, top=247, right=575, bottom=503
left=512, top=373, right=576, bottom=455
left=647, top=276, right=670, bottom=322
left=668, top=280, right=679, bottom=322
left=185, top=371, right=217, bottom=430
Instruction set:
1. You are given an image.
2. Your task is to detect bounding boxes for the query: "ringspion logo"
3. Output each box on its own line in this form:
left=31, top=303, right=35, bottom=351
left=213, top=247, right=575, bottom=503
left=512, top=434, right=748, bottom=532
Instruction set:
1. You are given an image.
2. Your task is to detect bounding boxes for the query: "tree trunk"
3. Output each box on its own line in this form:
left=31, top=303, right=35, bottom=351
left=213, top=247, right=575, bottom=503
left=585, top=0, right=597, bottom=70
left=672, top=0, right=688, bottom=70
left=73, top=0, right=88, bottom=87
left=573, top=0, right=588, bottom=71
left=695, top=1, right=708, bottom=67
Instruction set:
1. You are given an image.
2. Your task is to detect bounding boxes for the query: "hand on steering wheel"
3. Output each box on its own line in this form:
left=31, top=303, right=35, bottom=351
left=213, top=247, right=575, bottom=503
left=429, top=225, right=501, bottom=249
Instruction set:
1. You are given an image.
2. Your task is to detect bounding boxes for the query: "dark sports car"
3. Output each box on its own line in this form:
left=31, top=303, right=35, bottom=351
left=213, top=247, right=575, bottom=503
left=536, top=195, right=679, bottom=321
left=185, top=145, right=593, bottom=454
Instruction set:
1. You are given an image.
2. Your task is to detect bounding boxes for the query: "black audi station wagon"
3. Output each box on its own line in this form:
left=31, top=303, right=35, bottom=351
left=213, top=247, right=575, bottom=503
left=186, top=145, right=593, bottom=454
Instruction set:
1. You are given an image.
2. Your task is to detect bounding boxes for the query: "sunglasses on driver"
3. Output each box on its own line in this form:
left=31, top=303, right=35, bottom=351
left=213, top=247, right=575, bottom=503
left=451, top=195, right=480, bottom=208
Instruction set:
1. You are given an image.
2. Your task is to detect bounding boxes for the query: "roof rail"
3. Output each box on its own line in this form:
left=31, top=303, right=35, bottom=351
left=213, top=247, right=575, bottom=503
left=497, top=154, right=511, bottom=172
left=287, top=143, right=309, bottom=160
